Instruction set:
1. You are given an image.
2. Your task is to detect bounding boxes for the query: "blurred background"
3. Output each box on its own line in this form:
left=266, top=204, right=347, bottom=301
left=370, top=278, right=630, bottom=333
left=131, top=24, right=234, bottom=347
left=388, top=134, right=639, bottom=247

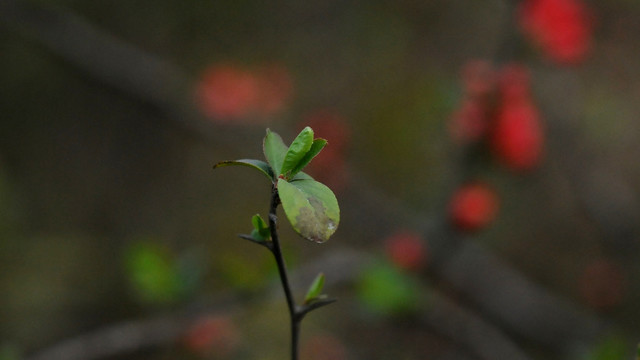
left=1, top=0, right=640, bottom=359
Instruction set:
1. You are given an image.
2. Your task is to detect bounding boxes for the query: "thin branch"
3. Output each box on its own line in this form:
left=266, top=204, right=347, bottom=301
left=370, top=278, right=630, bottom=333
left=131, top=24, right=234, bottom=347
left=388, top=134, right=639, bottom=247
left=25, top=316, right=187, bottom=360
left=267, top=186, right=301, bottom=360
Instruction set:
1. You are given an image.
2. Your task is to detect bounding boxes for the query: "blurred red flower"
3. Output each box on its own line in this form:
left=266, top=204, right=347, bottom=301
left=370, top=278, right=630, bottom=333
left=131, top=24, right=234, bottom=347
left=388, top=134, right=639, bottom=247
left=461, top=59, right=496, bottom=97
left=384, top=230, right=427, bottom=272
left=450, top=61, right=545, bottom=172
left=195, top=62, right=294, bottom=122
left=195, top=64, right=259, bottom=121
left=497, top=63, right=532, bottom=101
left=449, top=98, right=490, bottom=144
left=182, top=315, right=240, bottom=356
left=519, top=0, right=593, bottom=65
left=449, top=182, right=499, bottom=232
left=490, top=97, right=543, bottom=171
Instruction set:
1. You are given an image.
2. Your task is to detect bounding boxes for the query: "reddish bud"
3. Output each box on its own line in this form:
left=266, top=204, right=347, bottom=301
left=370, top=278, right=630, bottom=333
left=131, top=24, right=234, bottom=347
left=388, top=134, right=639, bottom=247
left=182, top=315, right=240, bottom=356
left=461, top=59, right=496, bottom=97
left=490, top=98, right=544, bottom=171
left=449, top=98, right=490, bottom=144
left=519, top=0, right=593, bottom=65
left=384, top=230, right=427, bottom=271
left=497, top=64, right=531, bottom=101
left=449, top=182, right=499, bottom=232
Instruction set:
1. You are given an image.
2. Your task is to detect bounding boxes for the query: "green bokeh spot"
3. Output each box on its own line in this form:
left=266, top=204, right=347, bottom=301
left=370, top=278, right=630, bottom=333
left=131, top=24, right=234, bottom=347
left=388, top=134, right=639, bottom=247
left=357, top=261, right=420, bottom=316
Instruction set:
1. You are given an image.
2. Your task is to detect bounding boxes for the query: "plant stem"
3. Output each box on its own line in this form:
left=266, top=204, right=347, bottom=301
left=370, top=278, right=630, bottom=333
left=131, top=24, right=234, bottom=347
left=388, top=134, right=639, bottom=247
left=268, top=185, right=300, bottom=360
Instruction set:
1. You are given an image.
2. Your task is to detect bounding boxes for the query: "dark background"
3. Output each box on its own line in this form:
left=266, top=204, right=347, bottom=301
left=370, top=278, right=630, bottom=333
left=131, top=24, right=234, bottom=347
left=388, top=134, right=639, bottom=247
left=1, top=0, right=640, bottom=359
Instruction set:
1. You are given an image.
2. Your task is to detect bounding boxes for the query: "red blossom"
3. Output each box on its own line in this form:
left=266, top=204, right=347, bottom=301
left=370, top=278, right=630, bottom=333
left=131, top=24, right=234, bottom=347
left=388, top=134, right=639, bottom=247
left=384, top=230, right=427, bottom=272
left=449, top=98, right=490, bottom=144
left=497, top=63, right=532, bottom=101
left=490, top=97, right=543, bottom=171
left=461, top=59, right=496, bottom=97
left=449, top=182, right=499, bottom=232
left=448, top=59, right=496, bottom=145
left=519, top=0, right=593, bottom=65
left=195, top=64, right=259, bottom=121
left=195, top=62, right=294, bottom=122
left=182, top=315, right=240, bottom=356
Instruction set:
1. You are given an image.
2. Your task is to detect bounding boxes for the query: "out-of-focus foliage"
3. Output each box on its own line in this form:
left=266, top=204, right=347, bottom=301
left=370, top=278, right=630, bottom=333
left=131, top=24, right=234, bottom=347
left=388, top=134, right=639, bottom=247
left=357, top=260, right=423, bottom=316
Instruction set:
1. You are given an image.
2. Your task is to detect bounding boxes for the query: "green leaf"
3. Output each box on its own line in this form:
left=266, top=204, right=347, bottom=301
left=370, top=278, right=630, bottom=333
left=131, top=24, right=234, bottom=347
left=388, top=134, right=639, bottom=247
left=304, top=272, right=326, bottom=304
left=281, top=126, right=314, bottom=178
left=251, top=214, right=270, bottom=240
left=277, top=178, right=339, bottom=243
left=289, top=138, right=327, bottom=179
left=213, top=159, right=274, bottom=182
left=263, top=129, right=288, bottom=176
left=292, top=171, right=314, bottom=181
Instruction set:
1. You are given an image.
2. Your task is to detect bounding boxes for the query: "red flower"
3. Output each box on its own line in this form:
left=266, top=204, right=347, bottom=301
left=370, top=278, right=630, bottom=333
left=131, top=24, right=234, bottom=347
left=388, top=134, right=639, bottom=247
left=449, top=98, right=490, bottom=144
left=195, top=64, right=259, bottom=121
left=195, top=62, right=294, bottom=122
left=497, top=63, right=531, bottom=101
left=519, top=0, right=593, bottom=65
left=384, top=230, right=427, bottom=272
left=449, top=182, right=499, bottom=232
left=491, top=97, right=543, bottom=171
left=461, top=59, right=496, bottom=97
left=182, top=315, right=240, bottom=356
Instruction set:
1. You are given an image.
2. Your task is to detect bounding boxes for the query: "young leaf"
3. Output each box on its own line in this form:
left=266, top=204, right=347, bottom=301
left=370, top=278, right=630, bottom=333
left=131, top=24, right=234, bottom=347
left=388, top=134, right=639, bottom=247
left=213, top=159, right=273, bottom=182
left=251, top=214, right=270, bottom=240
left=263, top=129, right=288, bottom=176
left=277, top=178, right=339, bottom=243
left=280, top=126, right=314, bottom=178
left=288, top=138, right=327, bottom=179
left=304, top=272, right=326, bottom=304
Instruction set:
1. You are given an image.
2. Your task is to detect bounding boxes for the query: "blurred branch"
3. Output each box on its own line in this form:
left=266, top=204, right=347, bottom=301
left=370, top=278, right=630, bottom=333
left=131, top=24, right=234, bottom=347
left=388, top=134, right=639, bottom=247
left=292, top=248, right=534, bottom=360
left=25, top=316, right=187, bottom=360
left=0, top=0, right=613, bottom=357
left=26, top=248, right=531, bottom=360
left=0, top=0, right=243, bottom=149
